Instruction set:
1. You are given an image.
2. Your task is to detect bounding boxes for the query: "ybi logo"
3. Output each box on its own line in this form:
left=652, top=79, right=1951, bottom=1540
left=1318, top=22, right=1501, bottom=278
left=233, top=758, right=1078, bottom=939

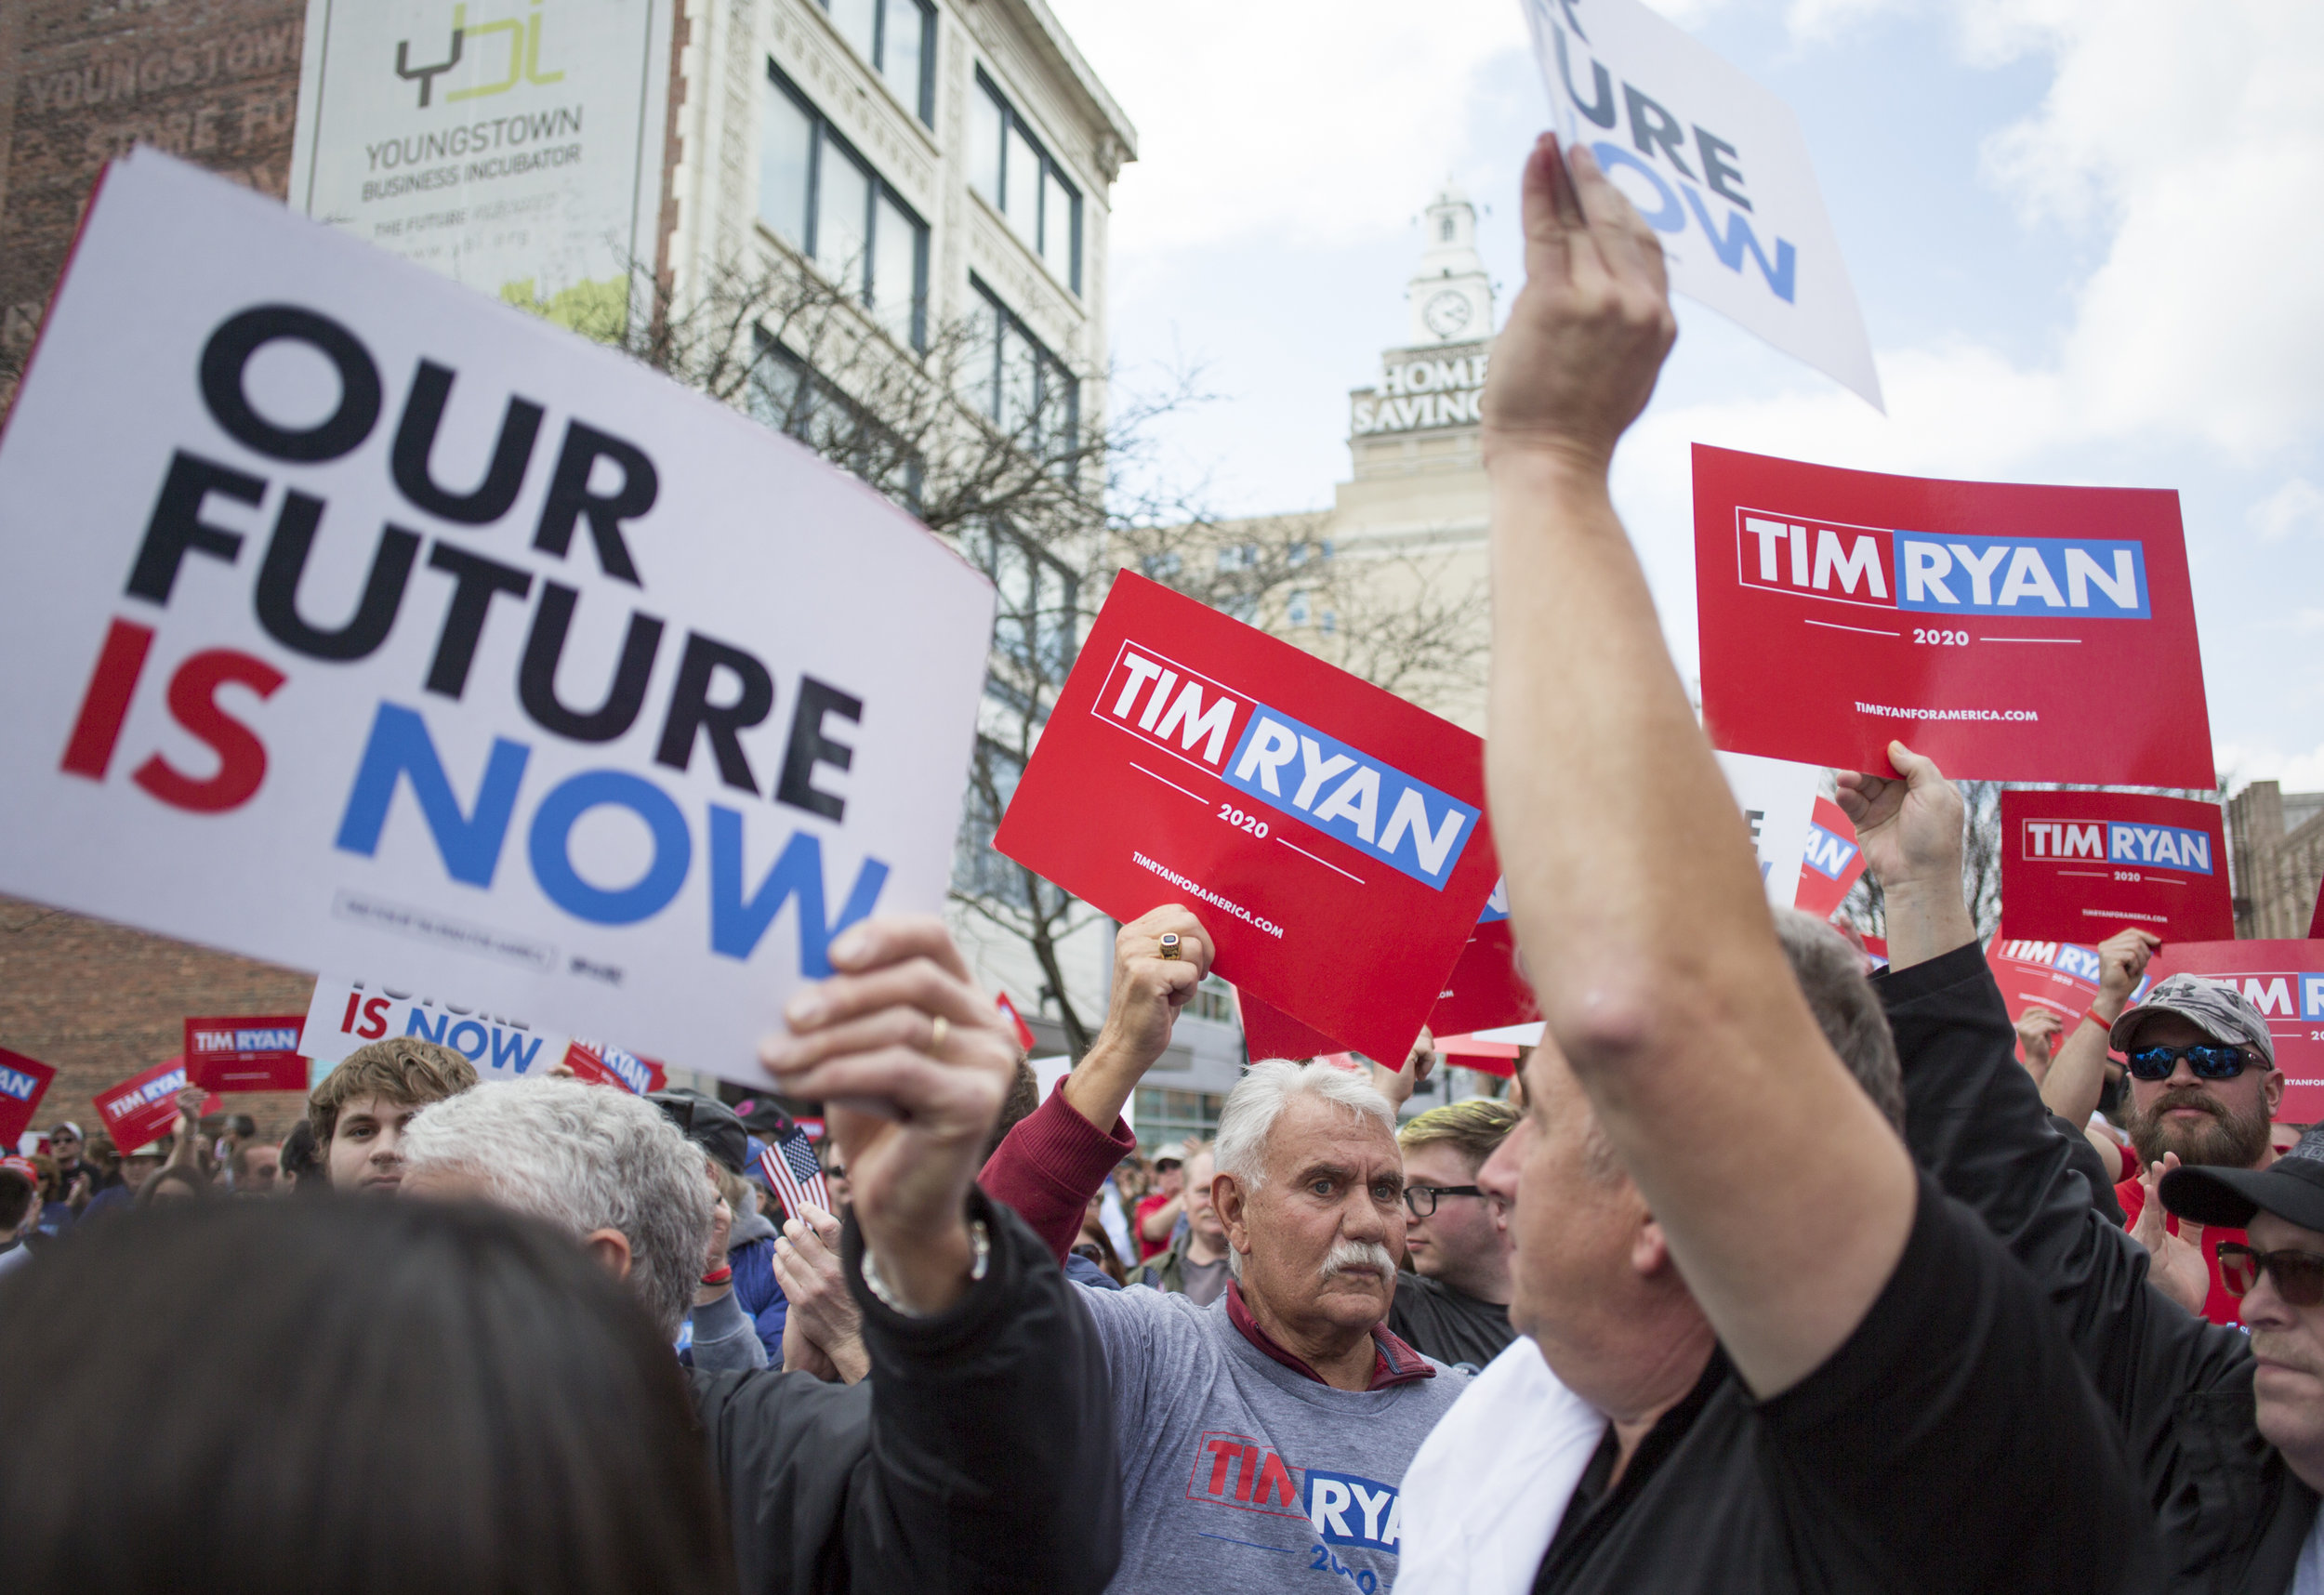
left=397, top=0, right=564, bottom=109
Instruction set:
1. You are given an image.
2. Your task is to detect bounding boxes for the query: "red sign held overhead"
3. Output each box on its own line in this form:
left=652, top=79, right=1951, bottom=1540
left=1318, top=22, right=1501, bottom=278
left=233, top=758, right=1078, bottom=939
left=0, top=1048, right=58, bottom=1147
left=1695, top=445, right=2213, bottom=786
left=2141, top=942, right=2324, bottom=1122
left=93, top=1055, right=191, bottom=1153
left=1987, top=935, right=2152, bottom=1067
left=1235, top=989, right=1353, bottom=1063
left=1794, top=798, right=1866, bottom=921
left=995, top=573, right=1499, bottom=1064
left=1998, top=791, right=2232, bottom=945
left=996, top=992, right=1039, bottom=1054
left=182, top=1015, right=309, bottom=1093
left=1428, top=883, right=1540, bottom=1039
left=561, top=1042, right=666, bottom=1096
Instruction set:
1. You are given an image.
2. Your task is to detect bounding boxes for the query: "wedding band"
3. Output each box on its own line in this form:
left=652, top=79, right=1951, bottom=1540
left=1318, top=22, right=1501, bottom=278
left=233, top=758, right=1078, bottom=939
left=1158, top=934, right=1182, bottom=960
left=928, top=1014, right=948, bottom=1054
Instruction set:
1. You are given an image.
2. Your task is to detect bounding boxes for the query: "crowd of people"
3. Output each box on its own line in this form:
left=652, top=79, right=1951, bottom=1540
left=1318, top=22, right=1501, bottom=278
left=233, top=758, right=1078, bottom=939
left=2, top=133, right=2316, bottom=1594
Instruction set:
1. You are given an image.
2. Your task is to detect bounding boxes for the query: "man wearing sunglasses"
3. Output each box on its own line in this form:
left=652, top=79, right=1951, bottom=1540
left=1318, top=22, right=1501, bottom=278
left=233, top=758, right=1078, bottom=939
left=2110, top=974, right=2283, bottom=1326
left=2163, top=1124, right=2324, bottom=1570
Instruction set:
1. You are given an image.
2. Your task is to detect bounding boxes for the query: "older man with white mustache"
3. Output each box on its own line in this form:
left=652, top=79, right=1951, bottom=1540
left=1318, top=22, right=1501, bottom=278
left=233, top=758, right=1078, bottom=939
left=980, top=906, right=1465, bottom=1595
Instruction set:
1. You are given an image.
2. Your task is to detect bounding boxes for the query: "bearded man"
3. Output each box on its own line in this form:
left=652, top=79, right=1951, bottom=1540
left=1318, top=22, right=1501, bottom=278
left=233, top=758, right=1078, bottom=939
left=2113, top=974, right=2284, bottom=1325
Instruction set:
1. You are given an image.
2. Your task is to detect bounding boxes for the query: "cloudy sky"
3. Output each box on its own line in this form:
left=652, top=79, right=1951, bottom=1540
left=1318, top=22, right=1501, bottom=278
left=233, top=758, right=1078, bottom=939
left=1044, top=0, right=2324, bottom=793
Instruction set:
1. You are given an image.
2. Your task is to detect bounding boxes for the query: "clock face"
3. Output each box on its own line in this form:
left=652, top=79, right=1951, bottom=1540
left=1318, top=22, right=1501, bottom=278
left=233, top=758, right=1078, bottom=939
left=1423, top=289, right=1472, bottom=338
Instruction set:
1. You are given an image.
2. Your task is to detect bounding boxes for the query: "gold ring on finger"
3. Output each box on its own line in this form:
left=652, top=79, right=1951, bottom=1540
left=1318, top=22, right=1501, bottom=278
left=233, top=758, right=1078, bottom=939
left=1158, top=933, right=1182, bottom=961
left=928, top=1014, right=948, bottom=1055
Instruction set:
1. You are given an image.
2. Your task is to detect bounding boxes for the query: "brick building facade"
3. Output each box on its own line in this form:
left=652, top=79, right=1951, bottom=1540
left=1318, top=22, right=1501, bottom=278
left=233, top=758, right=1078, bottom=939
left=2227, top=781, right=2324, bottom=941
left=2, top=1, right=310, bottom=1147
left=0, top=0, right=304, bottom=380
left=1, top=894, right=312, bottom=1145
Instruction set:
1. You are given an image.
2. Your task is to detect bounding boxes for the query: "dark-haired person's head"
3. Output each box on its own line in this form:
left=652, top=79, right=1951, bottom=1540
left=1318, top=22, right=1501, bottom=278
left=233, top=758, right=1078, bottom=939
left=0, top=1197, right=730, bottom=1595
left=309, top=1039, right=479, bottom=1193
left=136, top=1167, right=207, bottom=1208
left=279, top=1120, right=324, bottom=1193
left=0, top=1167, right=36, bottom=1239
left=232, top=1141, right=282, bottom=1194
left=984, top=1057, right=1041, bottom=1164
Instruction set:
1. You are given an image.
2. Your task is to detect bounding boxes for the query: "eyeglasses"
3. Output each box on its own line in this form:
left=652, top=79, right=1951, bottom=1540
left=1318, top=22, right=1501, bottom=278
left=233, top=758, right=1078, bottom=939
left=2126, top=1043, right=2260, bottom=1082
left=1403, top=1184, right=1488, bottom=1219
left=2218, top=1243, right=2324, bottom=1306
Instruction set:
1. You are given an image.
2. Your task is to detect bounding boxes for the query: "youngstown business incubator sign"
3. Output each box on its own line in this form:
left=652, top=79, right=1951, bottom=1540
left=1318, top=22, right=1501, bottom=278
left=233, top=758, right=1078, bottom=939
left=288, top=0, right=672, bottom=332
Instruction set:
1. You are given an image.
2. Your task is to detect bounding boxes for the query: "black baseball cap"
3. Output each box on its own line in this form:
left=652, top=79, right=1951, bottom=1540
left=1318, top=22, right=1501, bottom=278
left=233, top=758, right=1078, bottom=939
left=2162, top=1125, right=2324, bottom=1233
left=647, top=1089, right=748, bottom=1176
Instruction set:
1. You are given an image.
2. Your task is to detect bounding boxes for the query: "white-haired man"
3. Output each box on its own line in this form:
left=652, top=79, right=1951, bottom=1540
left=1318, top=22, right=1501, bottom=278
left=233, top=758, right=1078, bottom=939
left=400, top=1077, right=762, bottom=1365
left=1383, top=132, right=2159, bottom=1594
left=962, top=906, right=1460, bottom=1595
left=403, top=916, right=1124, bottom=1595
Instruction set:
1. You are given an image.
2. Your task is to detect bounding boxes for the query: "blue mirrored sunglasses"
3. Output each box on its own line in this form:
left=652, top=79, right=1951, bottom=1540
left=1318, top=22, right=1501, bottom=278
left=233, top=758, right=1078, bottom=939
left=2125, top=1043, right=2259, bottom=1082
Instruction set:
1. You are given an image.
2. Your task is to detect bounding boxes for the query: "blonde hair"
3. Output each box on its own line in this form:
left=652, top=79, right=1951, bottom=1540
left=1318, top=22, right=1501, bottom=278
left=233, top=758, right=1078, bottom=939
left=1396, top=1099, right=1519, bottom=1169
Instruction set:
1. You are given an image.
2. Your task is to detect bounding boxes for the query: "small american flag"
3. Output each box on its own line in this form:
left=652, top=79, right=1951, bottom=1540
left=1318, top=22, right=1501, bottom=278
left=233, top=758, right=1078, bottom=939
left=759, top=1122, right=831, bottom=1221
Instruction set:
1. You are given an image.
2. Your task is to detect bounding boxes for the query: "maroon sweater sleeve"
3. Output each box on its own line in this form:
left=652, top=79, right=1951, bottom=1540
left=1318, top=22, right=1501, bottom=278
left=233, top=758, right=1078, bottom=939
left=977, top=1082, right=1136, bottom=1262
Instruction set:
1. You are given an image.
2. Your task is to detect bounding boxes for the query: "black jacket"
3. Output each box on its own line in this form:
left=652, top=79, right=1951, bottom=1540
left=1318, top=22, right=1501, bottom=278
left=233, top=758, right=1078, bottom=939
left=690, top=1192, right=1121, bottom=1595
left=1878, top=942, right=2317, bottom=1594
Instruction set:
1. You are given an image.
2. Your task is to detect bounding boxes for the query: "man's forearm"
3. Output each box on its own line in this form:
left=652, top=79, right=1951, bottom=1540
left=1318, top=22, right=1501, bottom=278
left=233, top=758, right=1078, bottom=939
left=1139, top=1193, right=1182, bottom=1241
left=1487, top=447, right=1915, bottom=1395
left=1060, top=1033, right=1152, bottom=1132
left=847, top=1200, right=1122, bottom=1595
left=2040, top=1012, right=2120, bottom=1127
left=1878, top=878, right=1976, bottom=974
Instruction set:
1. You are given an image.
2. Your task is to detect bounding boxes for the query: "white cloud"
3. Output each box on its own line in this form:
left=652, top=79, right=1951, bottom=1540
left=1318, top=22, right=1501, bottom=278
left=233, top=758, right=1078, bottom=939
left=1044, top=0, right=1525, bottom=256
left=2216, top=739, right=2324, bottom=795
left=1954, top=2, right=2324, bottom=461
left=2251, top=478, right=2324, bottom=543
left=1605, top=1, right=2324, bottom=500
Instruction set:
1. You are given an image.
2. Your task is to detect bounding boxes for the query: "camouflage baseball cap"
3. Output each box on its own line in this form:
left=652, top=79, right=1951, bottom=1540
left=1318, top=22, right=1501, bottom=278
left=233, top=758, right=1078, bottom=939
left=2108, top=972, right=2276, bottom=1068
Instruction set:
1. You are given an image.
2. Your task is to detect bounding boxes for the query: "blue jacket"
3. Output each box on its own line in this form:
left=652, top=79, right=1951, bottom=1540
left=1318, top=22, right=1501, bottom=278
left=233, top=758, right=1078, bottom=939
left=728, top=1206, right=787, bottom=1361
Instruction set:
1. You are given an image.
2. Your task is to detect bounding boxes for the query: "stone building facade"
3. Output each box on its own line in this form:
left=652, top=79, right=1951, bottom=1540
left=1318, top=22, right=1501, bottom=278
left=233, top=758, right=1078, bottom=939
left=2227, top=780, right=2324, bottom=940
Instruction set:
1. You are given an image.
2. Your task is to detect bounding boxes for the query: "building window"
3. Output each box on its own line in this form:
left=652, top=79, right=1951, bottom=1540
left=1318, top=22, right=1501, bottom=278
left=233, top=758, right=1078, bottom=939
left=969, top=70, right=1081, bottom=292
left=1135, top=1087, right=1223, bottom=1153
left=820, top=0, right=934, bottom=124
left=1285, top=589, right=1311, bottom=627
left=760, top=65, right=930, bottom=350
left=952, top=734, right=1024, bottom=901
left=964, top=519, right=1079, bottom=680
left=1190, top=977, right=1235, bottom=1026
left=967, top=277, right=1077, bottom=451
left=747, top=335, right=924, bottom=509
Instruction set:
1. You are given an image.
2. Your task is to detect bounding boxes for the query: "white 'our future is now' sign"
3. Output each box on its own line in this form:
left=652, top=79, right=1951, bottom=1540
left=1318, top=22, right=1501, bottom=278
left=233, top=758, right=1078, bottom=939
left=1519, top=0, right=1882, bottom=410
left=0, top=150, right=995, bottom=1082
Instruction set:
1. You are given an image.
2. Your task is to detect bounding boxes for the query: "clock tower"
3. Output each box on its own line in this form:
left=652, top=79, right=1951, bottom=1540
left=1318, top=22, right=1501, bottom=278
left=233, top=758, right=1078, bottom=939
left=1406, top=183, right=1492, bottom=345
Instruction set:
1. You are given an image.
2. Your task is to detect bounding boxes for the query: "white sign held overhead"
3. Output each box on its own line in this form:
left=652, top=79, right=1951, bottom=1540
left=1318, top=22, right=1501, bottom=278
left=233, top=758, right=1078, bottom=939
left=302, top=975, right=572, bottom=1077
left=289, top=0, right=674, bottom=329
left=1715, top=750, right=1821, bottom=911
left=0, top=150, right=995, bottom=1085
left=1518, top=0, right=1883, bottom=410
